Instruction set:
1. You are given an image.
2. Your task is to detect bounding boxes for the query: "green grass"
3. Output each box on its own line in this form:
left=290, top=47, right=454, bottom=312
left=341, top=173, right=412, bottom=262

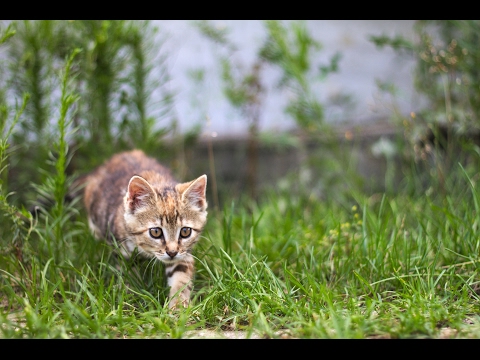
left=2, top=159, right=480, bottom=338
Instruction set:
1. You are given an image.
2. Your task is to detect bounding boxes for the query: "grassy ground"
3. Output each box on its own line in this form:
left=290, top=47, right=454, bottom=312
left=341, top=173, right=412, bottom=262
left=2, top=160, right=480, bottom=338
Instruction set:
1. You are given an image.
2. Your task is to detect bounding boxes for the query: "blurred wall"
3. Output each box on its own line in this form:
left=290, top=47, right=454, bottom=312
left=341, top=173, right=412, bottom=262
left=154, top=20, right=421, bottom=137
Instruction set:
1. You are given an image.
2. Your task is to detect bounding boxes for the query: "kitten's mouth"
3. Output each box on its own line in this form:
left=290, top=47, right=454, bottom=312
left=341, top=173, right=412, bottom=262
left=155, top=253, right=177, bottom=264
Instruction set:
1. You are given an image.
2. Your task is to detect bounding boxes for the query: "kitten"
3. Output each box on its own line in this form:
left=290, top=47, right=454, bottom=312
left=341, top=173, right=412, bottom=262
left=81, top=149, right=208, bottom=309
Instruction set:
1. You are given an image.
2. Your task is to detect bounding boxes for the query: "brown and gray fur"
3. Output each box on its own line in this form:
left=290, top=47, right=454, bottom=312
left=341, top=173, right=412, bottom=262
left=81, top=149, right=208, bottom=309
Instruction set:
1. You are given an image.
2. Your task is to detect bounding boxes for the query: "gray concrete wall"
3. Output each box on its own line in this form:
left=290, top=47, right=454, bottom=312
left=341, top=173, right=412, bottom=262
left=180, top=123, right=400, bottom=204
left=154, top=20, right=421, bottom=137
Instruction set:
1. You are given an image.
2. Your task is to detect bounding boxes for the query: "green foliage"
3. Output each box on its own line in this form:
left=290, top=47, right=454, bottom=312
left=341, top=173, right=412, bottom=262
left=195, top=20, right=266, bottom=199
left=0, top=23, right=15, bottom=44
left=196, top=20, right=356, bottom=201
left=7, top=20, right=58, bottom=135
left=0, top=94, right=31, bottom=248
left=3, top=163, right=480, bottom=338
left=191, top=163, right=480, bottom=338
left=259, top=21, right=364, bottom=199
left=260, top=20, right=341, bottom=131
left=371, top=20, right=480, bottom=134
left=31, top=48, right=81, bottom=263
left=2, top=20, right=480, bottom=339
left=370, top=20, right=480, bottom=196
left=197, top=20, right=343, bottom=132
left=2, top=20, right=174, bottom=206
left=195, top=20, right=264, bottom=124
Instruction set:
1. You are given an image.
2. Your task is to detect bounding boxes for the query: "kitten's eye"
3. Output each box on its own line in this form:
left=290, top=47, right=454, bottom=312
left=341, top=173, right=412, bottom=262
left=149, top=227, right=163, bottom=239
left=180, top=227, right=192, bottom=238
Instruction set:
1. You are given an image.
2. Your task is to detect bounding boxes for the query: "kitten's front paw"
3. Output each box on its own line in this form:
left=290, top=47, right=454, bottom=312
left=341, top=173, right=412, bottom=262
left=168, top=296, right=189, bottom=310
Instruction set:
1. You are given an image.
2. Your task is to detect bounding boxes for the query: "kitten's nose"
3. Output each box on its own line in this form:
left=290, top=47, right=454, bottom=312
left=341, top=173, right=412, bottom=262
left=166, top=250, right=178, bottom=258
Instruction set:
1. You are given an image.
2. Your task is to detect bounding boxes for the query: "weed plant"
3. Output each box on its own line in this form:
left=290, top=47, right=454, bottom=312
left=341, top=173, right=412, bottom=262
left=2, top=20, right=176, bottom=208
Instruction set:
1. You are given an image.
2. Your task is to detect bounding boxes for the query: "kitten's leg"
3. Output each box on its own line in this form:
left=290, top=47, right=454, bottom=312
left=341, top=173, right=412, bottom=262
left=165, top=259, right=194, bottom=309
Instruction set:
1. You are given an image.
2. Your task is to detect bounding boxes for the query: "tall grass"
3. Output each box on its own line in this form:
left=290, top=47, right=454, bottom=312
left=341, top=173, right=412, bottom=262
left=2, top=137, right=480, bottom=337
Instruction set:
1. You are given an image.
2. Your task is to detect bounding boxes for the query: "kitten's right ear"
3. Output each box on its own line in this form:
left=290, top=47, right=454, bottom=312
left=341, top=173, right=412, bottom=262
left=125, top=175, right=156, bottom=213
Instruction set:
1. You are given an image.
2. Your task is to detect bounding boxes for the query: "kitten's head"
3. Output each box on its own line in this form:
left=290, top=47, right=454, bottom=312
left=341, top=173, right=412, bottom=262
left=123, top=174, right=208, bottom=264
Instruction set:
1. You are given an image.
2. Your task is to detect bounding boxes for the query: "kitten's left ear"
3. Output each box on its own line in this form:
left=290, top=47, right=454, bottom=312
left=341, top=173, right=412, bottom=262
left=177, top=175, right=207, bottom=211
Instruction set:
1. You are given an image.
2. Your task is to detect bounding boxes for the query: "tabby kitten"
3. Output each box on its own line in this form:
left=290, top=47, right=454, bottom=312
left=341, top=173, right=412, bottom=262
left=82, top=149, right=208, bottom=309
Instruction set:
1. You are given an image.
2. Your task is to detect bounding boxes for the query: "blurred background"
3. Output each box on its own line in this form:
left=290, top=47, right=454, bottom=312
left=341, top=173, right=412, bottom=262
left=1, top=20, right=479, bottom=209
left=155, top=20, right=420, bottom=135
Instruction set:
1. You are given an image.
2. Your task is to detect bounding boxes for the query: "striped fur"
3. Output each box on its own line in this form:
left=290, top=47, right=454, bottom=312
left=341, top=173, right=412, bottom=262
left=82, top=150, right=208, bottom=309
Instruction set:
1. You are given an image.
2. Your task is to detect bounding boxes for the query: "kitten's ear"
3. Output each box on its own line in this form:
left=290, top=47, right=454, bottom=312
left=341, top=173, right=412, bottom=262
left=125, top=175, right=156, bottom=213
left=177, top=175, right=207, bottom=211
